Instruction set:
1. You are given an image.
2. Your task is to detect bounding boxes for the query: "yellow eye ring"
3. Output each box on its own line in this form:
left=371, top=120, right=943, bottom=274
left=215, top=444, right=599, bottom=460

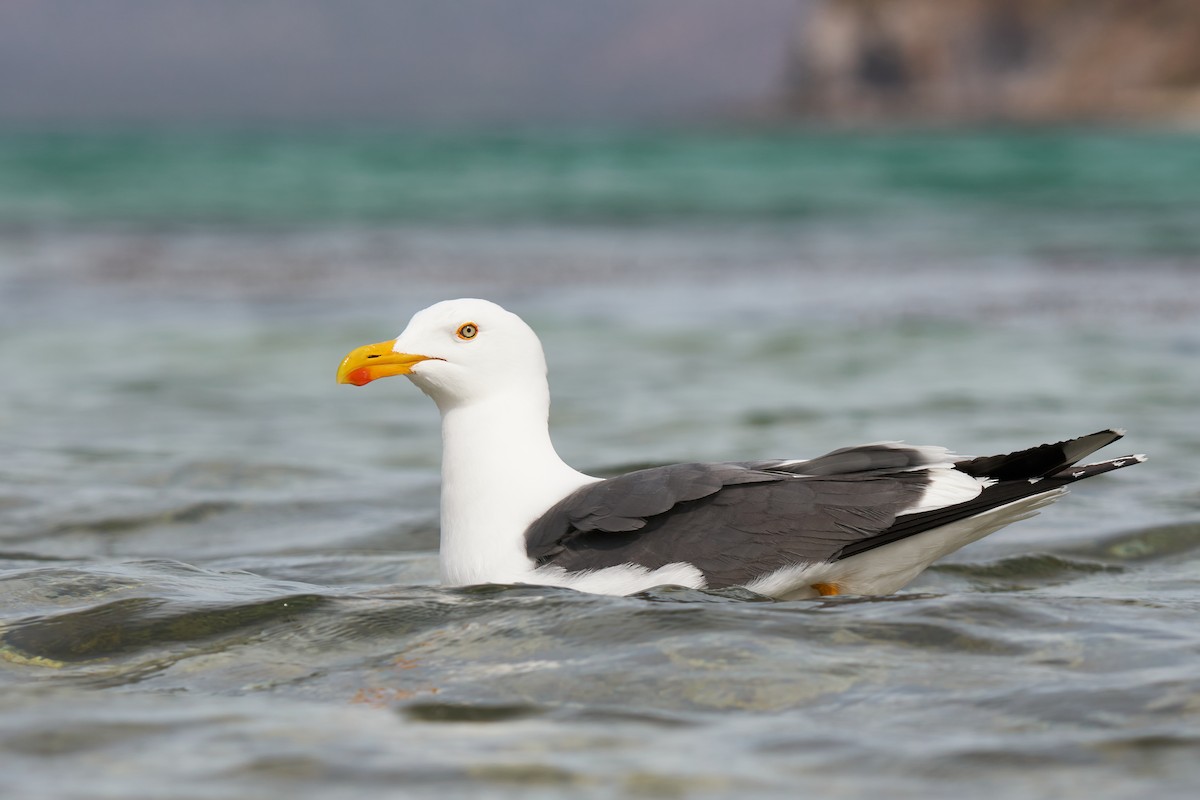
left=456, top=322, right=479, bottom=340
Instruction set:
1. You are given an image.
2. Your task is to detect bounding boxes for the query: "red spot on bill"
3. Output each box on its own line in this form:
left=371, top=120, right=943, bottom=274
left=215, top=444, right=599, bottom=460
left=347, top=367, right=374, bottom=386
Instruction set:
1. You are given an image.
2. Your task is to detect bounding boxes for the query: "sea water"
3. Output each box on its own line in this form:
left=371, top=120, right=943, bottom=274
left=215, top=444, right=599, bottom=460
left=1, top=129, right=1198, bottom=798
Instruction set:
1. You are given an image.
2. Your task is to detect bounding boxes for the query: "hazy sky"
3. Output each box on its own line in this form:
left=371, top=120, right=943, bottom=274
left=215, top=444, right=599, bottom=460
left=0, top=0, right=803, bottom=127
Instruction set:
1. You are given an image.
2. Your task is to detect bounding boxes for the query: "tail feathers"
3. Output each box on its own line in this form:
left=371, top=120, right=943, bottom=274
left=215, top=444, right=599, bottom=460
left=836, top=438, right=1144, bottom=563
left=955, top=429, right=1126, bottom=481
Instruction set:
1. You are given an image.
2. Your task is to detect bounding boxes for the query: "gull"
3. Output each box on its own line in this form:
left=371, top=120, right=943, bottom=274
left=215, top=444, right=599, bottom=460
left=337, top=298, right=1144, bottom=599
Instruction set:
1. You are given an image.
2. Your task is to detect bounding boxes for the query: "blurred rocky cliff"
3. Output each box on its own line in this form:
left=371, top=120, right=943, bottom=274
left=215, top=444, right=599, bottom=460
left=786, top=0, right=1200, bottom=123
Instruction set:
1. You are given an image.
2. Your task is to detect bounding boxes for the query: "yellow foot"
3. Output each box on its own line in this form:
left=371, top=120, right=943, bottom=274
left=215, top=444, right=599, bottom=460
left=812, top=582, right=840, bottom=597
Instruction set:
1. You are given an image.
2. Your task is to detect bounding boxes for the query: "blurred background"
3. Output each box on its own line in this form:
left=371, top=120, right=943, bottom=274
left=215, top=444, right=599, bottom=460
left=2, top=0, right=1197, bottom=460
left=2, top=0, right=1198, bottom=311
left=2, top=2, right=1200, bottom=798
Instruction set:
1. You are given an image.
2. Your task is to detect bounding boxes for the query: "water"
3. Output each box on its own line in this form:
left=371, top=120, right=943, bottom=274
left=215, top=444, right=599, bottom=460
left=1, top=129, right=1199, bottom=798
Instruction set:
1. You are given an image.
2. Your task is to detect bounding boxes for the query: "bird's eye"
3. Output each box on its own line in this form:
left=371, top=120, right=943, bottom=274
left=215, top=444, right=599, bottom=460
left=456, top=322, right=479, bottom=340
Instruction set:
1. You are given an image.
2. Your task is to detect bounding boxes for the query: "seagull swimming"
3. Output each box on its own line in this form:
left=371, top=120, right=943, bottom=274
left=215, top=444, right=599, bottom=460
left=337, top=298, right=1144, bottom=599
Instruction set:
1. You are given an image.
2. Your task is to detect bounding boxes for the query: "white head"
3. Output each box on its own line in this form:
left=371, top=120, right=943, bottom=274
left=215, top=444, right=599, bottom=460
left=337, top=298, right=549, bottom=412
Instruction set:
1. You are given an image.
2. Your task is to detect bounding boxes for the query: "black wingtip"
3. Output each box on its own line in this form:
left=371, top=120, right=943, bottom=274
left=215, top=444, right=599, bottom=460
left=838, top=447, right=1143, bottom=563
left=1051, top=453, right=1146, bottom=481
left=955, top=429, right=1133, bottom=482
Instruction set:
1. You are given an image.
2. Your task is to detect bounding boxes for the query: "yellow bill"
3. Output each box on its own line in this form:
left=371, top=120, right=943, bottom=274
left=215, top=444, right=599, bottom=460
left=337, top=340, right=436, bottom=386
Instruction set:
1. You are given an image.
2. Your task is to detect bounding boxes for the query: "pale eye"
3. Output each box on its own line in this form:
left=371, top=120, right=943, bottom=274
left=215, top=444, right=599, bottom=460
left=456, top=322, right=479, bottom=340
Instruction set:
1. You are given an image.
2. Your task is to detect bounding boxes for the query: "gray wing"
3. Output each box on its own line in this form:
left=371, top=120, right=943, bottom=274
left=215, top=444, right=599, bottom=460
left=524, top=431, right=1141, bottom=589
left=738, top=441, right=953, bottom=476
left=524, top=456, right=933, bottom=589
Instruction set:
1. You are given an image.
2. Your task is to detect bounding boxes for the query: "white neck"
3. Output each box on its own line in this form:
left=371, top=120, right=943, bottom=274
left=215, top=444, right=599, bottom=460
left=436, top=388, right=595, bottom=586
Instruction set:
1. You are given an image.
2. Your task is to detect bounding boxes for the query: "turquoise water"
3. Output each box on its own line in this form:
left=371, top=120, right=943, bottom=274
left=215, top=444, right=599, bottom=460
left=3, top=130, right=1200, bottom=238
left=1, top=130, right=1199, bottom=798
